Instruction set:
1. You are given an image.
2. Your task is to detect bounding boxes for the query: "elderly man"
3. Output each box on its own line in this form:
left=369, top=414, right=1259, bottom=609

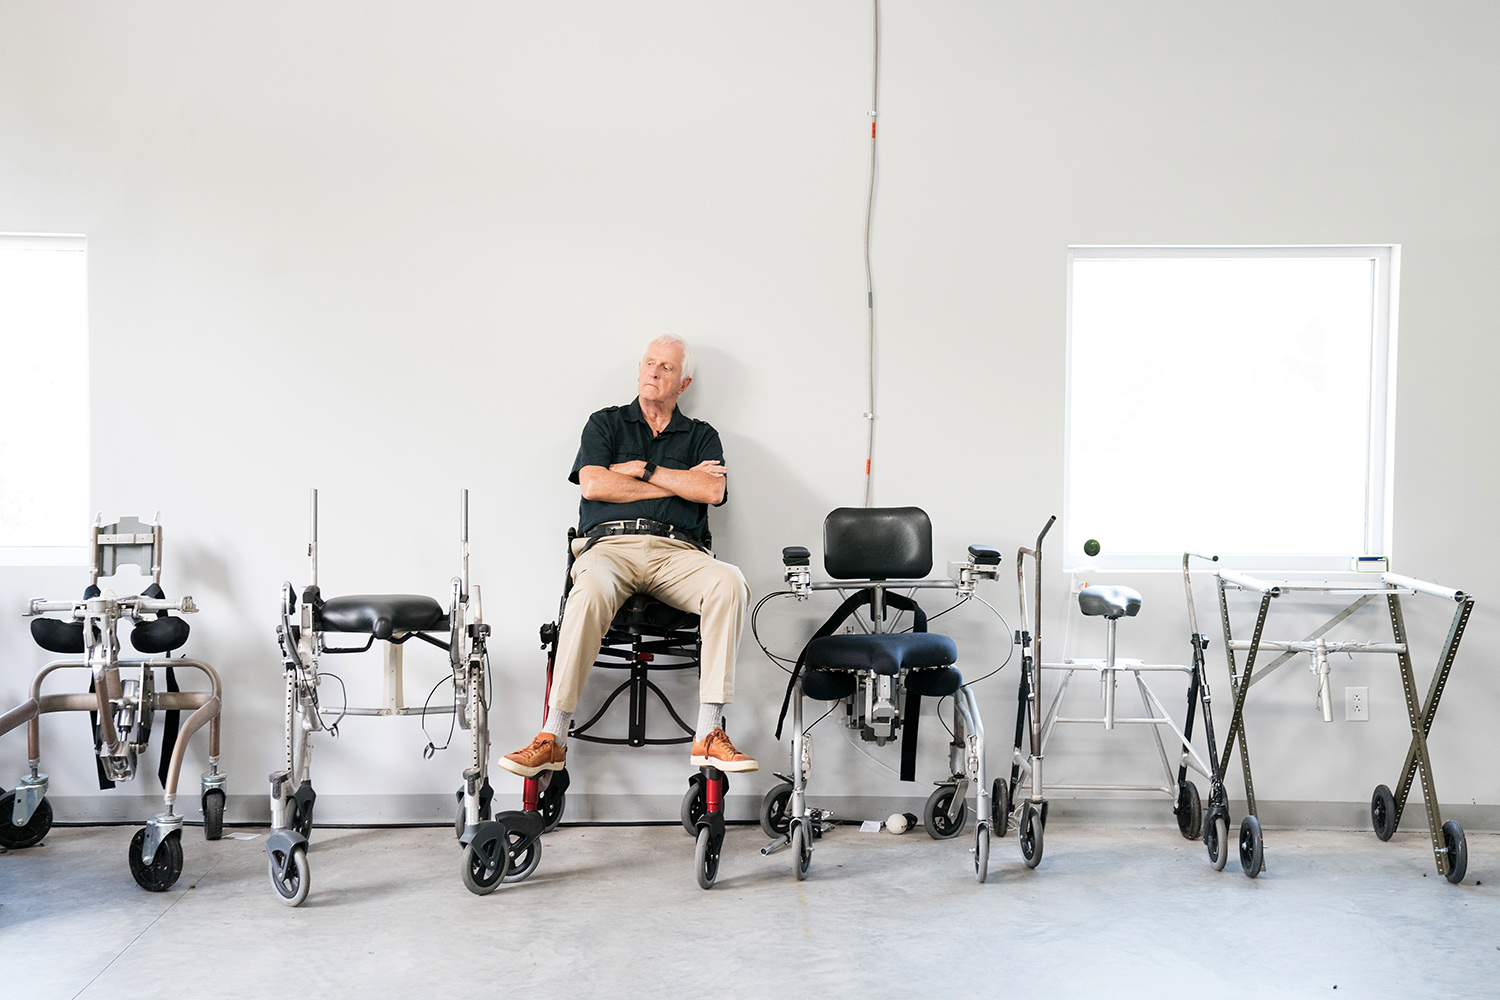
left=499, top=335, right=756, bottom=777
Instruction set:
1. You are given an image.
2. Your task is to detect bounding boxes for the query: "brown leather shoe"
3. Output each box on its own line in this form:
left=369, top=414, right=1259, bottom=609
left=690, top=728, right=758, bottom=772
left=498, top=732, right=566, bottom=777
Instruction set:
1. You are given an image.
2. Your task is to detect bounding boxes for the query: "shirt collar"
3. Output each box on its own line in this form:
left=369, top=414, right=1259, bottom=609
left=626, top=396, right=691, bottom=434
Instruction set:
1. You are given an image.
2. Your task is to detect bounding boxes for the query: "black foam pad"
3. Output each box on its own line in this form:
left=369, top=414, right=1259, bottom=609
left=31, top=617, right=85, bottom=654
left=823, top=507, right=932, bottom=580
left=805, top=632, right=957, bottom=675
left=318, top=594, right=446, bottom=639
left=132, top=616, right=191, bottom=654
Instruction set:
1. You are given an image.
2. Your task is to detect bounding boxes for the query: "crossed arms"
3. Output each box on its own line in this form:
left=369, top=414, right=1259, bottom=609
left=577, top=460, right=727, bottom=506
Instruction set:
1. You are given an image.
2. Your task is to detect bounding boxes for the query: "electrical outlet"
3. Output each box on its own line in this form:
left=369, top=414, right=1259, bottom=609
left=1346, top=686, right=1369, bottom=722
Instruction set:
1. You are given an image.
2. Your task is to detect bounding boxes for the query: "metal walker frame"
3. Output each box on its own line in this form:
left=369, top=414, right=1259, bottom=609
left=266, top=489, right=509, bottom=904
left=1209, top=569, right=1474, bottom=882
left=0, top=515, right=224, bottom=891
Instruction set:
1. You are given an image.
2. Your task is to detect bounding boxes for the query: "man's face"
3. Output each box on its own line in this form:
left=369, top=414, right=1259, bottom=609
left=638, top=341, right=691, bottom=404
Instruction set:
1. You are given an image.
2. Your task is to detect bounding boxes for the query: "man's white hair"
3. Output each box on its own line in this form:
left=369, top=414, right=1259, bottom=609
left=643, top=335, right=695, bottom=381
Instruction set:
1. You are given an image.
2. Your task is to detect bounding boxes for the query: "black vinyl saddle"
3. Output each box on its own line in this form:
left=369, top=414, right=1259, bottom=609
left=30, top=584, right=191, bottom=655
left=317, top=594, right=447, bottom=640
left=1078, top=585, right=1142, bottom=620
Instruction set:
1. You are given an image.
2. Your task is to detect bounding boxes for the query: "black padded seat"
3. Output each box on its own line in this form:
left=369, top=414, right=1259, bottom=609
left=1078, top=585, right=1142, bottom=620
left=610, top=594, right=700, bottom=634
left=132, top=617, right=191, bottom=654
left=803, top=669, right=858, bottom=702
left=31, top=617, right=85, bottom=655
left=806, top=632, right=958, bottom=676
left=318, top=594, right=447, bottom=639
left=905, top=665, right=964, bottom=697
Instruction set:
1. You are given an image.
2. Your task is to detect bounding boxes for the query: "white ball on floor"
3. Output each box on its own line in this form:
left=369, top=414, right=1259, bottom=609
left=886, top=812, right=911, bottom=834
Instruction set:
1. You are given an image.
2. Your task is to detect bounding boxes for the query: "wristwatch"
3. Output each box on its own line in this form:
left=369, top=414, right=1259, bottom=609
left=641, top=462, right=658, bottom=482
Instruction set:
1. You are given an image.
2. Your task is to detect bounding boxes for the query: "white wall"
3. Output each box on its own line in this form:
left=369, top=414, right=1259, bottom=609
left=2, top=1, right=1497, bottom=829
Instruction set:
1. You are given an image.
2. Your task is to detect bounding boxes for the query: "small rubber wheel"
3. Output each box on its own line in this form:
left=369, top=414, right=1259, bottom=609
left=1019, top=803, right=1045, bottom=869
left=791, top=821, right=811, bottom=881
left=1371, top=784, right=1397, bottom=842
left=268, top=844, right=310, bottom=906
left=1239, top=815, right=1264, bottom=878
left=538, top=773, right=567, bottom=834
left=0, top=791, right=53, bottom=849
left=1206, top=815, right=1229, bottom=872
left=1442, top=820, right=1467, bottom=884
left=681, top=780, right=705, bottom=836
left=1176, top=780, right=1203, bottom=840
left=924, top=785, right=968, bottom=841
left=694, top=826, right=721, bottom=890
left=462, top=827, right=511, bottom=895
left=290, top=797, right=314, bottom=842
left=759, top=782, right=793, bottom=838
left=991, top=778, right=1011, bottom=838
left=202, top=789, right=225, bottom=841
left=974, top=824, right=991, bottom=884
left=502, top=830, right=544, bottom=884
left=129, top=828, right=184, bottom=892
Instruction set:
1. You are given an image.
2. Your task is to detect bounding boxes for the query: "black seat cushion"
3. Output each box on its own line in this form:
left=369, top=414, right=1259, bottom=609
left=132, top=617, right=191, bottom=654
left=610, top=594, right=700, bottom=634
left=905, top=665, right=963, bottom=697
left=806, top=632, right=958, bottom=675
left=1078, top=585, right=1143, bottom=620
left=31, top=617, right=84, bottom=655
left=803, top=668, right=858, bottom=701
left=318, top=595, right=447, bottom=639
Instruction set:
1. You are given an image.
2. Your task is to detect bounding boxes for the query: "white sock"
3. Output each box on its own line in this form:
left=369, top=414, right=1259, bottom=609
left=543, top=708, right=573, bottom=746
left=695, top=702, right=724, bottom=741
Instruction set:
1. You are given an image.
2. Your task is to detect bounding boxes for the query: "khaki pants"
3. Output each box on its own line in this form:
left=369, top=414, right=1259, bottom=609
left=549, top=535, right=750, bottom=713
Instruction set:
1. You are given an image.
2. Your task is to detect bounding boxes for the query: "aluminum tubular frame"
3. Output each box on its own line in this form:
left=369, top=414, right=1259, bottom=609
left=1007, top=516, right=1054, bottom=869
left=765, top=543, right=1000, bottom=882
left=1213, top=570, right=1475, bottom=883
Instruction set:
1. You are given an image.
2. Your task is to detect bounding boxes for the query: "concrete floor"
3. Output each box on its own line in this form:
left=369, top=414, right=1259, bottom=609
left=2, top=819, right=1498, bottom=999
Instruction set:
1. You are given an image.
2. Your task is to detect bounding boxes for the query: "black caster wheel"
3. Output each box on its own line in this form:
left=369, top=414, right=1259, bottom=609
left=923, top=785, right=968, bottom=841
left=0, top=791, right=53, bottom=850
left=681, top=780, right=705, bottom=836
left=502, top=830, right=544, bottom=884
left=1442, top=820, right=1467, bottom=884
left=791, top=821, right=811, bottom=881
left=759, top=782, right=793, bottom=838
left=202, top=789, right=226, bottom=841
left=538, top=768, right=568, bottom=834
left=1239, top=815, right=1264, bottom=878
left=268, top=844, right=310, bottom=906
left=1019, top=802, right=1045, bottom=869
left=1371, top=784, right=1397, bottom=842
left=974, top=824, right=991, bottom=884
left=1205, top=813, right=1229, bottom=872
left=694, top=826, right=722, bottom=890
left=129, top=828, right=184, bottom=892
left=1176, top=780, right=1202, bottom=840
left=461, top=826, right=512, bottom=895
left=991, top=778, right=1011, bottom=838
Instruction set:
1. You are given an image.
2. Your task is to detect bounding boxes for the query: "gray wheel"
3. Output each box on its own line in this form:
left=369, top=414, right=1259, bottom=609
left=268, top=844, right=310, bottom=906
left=1019, top=803, right=1044, bottom=869
left=461, top=827, right=511, bottom=895
left=1442, top=820, right=1467, bottom=884
left=1206, top=815, right=1229, bottom=871
left=538, top=772, right=567, bottom=834
left=791, top=821, right=811, bottom=881
left=0, top=791, right=52, bottom=849
left=923, top=785, right=968, bottom=841
left=974, top=824, right=991, bottom=884
left=129, top=828, right=184, bottom=892
left=1239, top=815, right=1264, bottom=878
left=759, top=782, right=793, bottom=838
left=694, top=826, right=721, bottom=890
left=681, top=780, right=705, bottom=836
left=1371, top=784, right=1397, bottom=841
left=1176, top=781, right=1202, bottom=840
left=202, top=789, right=225, bottom=841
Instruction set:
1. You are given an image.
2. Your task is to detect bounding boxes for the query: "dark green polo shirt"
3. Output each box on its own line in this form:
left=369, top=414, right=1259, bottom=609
left=569, top=398, right=727, bottom=540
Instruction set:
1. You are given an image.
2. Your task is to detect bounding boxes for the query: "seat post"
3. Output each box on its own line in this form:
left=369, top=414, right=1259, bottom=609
left=1104, top=617, right=1118, bottom=730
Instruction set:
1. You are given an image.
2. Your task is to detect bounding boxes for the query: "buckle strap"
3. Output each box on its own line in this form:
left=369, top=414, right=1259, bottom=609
left=587, top=519, right=698, bottom=545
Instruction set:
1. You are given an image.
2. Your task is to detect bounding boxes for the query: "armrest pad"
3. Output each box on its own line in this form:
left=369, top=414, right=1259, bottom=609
left=968, top=544, right=1001, bottom=566
left=782, top=546, right=811, bottom=567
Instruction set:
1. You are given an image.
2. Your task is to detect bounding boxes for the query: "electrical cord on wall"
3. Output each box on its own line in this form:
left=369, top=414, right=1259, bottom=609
left=863, top=0, right=881, bottom=507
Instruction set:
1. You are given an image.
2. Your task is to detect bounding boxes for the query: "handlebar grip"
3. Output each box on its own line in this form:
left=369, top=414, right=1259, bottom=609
left=967, top=544, right=1001, bottom=566
left=782, top=546, right=811, bottom=567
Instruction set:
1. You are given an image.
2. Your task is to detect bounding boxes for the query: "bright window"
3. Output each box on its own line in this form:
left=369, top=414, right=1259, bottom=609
left=1064, top=245, right=1398, bottom=572
left=0, top=234, right=90, bottom=564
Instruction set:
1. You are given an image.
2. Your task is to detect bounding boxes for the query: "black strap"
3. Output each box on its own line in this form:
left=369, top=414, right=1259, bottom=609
left=773, top=588, right=929, bottom=741
left=87, top=673, right=115, bottom=791
left=157, top=664, right=181, bottom=788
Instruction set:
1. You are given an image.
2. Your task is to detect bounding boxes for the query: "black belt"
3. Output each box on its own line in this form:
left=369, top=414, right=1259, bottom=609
left=586, top=518, right=703, bottom=547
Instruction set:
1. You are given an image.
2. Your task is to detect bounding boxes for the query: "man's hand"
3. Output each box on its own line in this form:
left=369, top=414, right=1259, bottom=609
left=609, top=460, right=649, bottom=479
left=691, top=460, right=727, bottom=478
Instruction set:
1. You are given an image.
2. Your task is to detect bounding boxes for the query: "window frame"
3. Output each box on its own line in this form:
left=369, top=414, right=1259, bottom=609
left=1062, top=244, right=1400, bottom=574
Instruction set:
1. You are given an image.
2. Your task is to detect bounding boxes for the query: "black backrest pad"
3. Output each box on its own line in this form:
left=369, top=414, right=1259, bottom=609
left=823, top=507, right=932, bottom=580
